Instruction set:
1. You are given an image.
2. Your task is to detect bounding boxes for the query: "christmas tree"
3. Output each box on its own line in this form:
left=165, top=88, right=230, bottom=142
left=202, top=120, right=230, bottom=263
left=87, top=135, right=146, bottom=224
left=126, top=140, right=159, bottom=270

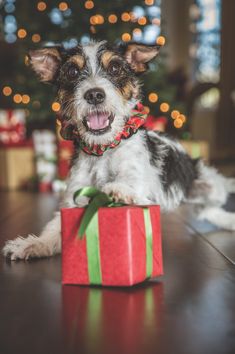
left=0, top=0, right=187, bottom=135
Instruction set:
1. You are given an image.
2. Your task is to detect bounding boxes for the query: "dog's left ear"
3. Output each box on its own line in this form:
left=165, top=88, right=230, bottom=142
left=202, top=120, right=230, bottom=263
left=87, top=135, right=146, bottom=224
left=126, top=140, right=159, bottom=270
left=120, top=43, right=160, bottom=73
left=28, top=47, right=62, bottom=83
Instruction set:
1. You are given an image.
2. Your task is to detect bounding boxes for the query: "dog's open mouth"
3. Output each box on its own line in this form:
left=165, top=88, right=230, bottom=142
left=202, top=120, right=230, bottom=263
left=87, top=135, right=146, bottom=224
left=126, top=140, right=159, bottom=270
left=83, top=110, right=114, bottom=135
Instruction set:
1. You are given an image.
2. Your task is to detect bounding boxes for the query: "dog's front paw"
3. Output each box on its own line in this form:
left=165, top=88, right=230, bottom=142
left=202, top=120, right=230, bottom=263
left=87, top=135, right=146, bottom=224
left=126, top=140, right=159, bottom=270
left=2, top=235, right=52, bottom=261
left=102, top=183, right=136, bottom=204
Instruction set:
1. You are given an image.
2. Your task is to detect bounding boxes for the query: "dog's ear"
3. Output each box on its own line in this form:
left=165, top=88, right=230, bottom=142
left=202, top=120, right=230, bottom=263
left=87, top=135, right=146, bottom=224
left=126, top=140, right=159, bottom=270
left=119, top=42, right=160, bottom=73
left=28, top=47, right=62, bottom=83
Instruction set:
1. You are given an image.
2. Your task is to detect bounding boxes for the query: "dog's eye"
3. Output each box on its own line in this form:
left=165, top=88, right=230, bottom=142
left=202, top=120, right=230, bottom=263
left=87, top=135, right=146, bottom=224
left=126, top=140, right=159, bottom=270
left=67, top=65, right=79, bottom=79
left=108, top=61, right=122, bottom=75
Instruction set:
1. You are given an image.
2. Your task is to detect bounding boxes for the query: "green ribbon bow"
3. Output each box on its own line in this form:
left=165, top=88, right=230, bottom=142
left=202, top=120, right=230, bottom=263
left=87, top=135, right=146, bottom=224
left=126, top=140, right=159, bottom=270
left=73, top=186, right=124, bottom=239
left=73, top=187, right=154, bottom=284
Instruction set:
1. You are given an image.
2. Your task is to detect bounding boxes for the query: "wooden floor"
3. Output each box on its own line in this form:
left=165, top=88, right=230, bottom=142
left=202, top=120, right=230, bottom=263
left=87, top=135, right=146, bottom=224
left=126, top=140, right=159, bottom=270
left=0, top=191, right=235, bottom=354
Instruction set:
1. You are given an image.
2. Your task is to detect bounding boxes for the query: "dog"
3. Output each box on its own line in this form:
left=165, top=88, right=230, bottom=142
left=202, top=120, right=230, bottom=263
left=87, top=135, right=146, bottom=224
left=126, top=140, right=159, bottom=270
left=3, top=40, right=235, bottom=260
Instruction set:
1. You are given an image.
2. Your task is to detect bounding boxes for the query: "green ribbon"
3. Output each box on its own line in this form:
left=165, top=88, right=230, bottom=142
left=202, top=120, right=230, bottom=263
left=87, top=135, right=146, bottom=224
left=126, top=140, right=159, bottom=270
left=73, top=187, right=154, bottom=284
left=73, top=186, right=123, bottom=239
left=143, top=208, right=153, bottom=278
left=85, top=212, right=102, bottom=284
left=73, top=187, right=123, bottom=284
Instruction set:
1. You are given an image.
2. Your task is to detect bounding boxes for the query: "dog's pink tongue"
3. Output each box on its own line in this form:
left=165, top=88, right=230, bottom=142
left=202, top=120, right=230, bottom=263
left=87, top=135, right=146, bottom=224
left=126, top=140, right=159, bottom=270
left=87, top=112, right=109, bottom=130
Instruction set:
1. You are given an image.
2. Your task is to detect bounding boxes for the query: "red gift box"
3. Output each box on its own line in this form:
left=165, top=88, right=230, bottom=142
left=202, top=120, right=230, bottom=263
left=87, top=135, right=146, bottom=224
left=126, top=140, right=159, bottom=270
left=56, top=122, right=74, bottom=180
left=144, top=115, right=167, bottom=132
left=0, top=109, right=26, bottom=146
left=61, top=205, right=163, bottom=286
left=57, top=139, right=74, bottom=179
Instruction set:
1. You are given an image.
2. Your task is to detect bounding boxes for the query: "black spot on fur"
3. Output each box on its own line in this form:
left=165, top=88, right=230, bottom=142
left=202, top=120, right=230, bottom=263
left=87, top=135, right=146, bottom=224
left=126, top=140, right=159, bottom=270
left=162, top=148, right=198, bottom=195
left=145, top=131, right=198, bottom=196
left=145, top=131, right=159, bottom=166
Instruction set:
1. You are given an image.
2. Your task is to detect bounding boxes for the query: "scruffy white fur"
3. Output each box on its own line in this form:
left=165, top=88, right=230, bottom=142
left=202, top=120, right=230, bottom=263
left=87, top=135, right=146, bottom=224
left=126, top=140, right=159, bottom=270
left=2, top=41, right=235, bottom=260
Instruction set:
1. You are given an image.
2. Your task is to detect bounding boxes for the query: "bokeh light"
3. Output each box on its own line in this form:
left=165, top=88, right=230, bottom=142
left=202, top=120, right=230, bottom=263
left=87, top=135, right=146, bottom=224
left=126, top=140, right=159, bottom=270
left=13, top=94, right=22, bottom=104
left=85, top=1, right=94, bottom=10
left=122, top=33, right=131, bottom=42
left=171, top=110, right=180, bottom=119
left=178, top=114, right=186, bottom=123
left=133, top=28, right=142, bottom=35
left=22, top=95, right=30, bottom=104
left=174, top=118, right=183, bottom=128
left=145, top=0, right=154, bottom=5
left=37, top=2, right=47, bottom=12
left=17, top=29, right=27, bottom=39
left=121, top=13, right=131, bottom=22
left=144, top=106, right=150, bottom=114
left=108, top=14, right=118, bottom=24
left=2, top=86, right=12, bottom=96
left=148, top=93, right=158, bottom=103
left=32, top=34, right=41, bottom=43
left=96, top=14, right=104, bottom=25
left=156, top=36, right=166, bottom=46
left=160, top=102, right=170, bottom=112
left=90, top=16, right=98, bottom=25
left=4, top=3, right=16, bottom=14
left=59, top=2, right=68, bottom=12
left=138, top=17, right=147, bottom=26
left=152, top=18, right=161, bottom=26
left=52, top=102, right=61, bottom=112
left=50, top=8, right=63, bottom=25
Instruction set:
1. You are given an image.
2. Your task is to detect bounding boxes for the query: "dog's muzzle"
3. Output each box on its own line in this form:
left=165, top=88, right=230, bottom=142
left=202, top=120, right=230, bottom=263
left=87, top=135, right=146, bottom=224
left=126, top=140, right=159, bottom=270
left=83, top=110, right=114, bottom=135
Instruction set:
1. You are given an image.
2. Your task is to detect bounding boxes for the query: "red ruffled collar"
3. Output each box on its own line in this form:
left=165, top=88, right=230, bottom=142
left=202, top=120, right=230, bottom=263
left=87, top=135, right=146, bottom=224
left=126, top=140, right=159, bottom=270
left=59, top=102, right=148, bottom=156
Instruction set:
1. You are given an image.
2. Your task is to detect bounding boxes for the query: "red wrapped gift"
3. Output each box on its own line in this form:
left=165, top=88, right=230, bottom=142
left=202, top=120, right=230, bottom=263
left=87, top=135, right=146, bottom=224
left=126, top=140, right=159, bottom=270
left=144, top=115, right=167, bottom=132
left=61, top=198, right=163, bottom=286
left=0, top=109, right=26, bottom=146
left=57, top=139, right=74, bottom=179
left=56, top=121, right=74, bottom=180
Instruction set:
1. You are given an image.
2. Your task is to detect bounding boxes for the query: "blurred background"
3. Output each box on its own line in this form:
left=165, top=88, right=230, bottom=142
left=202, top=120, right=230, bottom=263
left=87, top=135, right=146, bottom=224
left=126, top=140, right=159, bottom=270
left=0, top=0, right=234, bottom=192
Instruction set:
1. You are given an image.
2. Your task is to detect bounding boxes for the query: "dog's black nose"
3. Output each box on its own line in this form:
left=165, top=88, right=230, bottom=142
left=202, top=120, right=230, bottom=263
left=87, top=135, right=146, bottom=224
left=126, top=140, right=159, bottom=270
left=84, top=88, right=105, bottom=105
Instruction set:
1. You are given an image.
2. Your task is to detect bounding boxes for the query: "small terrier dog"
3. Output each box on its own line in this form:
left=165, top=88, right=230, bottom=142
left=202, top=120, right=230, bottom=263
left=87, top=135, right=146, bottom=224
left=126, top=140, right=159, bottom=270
left=3, top=40, right=235, bottom=260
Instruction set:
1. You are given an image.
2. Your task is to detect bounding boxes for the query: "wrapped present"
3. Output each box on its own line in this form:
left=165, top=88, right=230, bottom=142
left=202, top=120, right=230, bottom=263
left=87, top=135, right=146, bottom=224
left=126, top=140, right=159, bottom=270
left=57, top=139, right=74, bottom=179
left=0, top=141, right=35, bottom=190
left=180, top=139, right=209, bottom=161
left=144, top=115, right=167, bottom=132
left=33, top=130, right=57, bottom=192
left=56, top=120, right=74, bottom=180
left=0, top=109, right=26, bottom=146
left=61, top=188, right=163, bottom=287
